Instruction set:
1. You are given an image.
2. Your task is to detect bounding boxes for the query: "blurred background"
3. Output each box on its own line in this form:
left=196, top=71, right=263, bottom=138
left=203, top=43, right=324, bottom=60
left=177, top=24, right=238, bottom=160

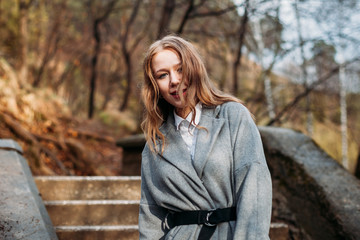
left=0, top=0, right=359, bottom=177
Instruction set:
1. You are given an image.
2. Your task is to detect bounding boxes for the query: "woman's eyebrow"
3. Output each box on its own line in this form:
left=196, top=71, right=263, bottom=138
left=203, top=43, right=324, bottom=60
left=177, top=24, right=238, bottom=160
left=155, top=68, right=166, bottom=75
left=155, top=63, right=182, bottom=74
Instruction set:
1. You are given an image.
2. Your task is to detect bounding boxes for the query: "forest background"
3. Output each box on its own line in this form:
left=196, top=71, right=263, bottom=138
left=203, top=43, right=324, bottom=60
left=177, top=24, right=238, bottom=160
left=0, top=0, right=359, bottom=177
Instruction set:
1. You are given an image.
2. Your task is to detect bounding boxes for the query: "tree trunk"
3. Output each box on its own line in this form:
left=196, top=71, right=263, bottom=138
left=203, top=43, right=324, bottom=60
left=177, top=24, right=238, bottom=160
left=119, top=53, right=132, bottom=111
left=88, top=19, right=101, bottom=119
left=339, top=63, right=348, bottom=169
left=157, top=0, right=175, bottom=39
left=33, top=2, right=65, bottom=87
left=338, top=2, right=348, bottom=169
left=232, top=0, right=249, bottom=96
left=18, top=0, right=33, bottom=86
left=294, top=0, right=313, bottom=136
left=264, top=76, right=275, bottom=119
left=253, top=16, right=275, bottom=119
left=119, top=0, right=142, bottom=111
left=87, top=0, right=117, bottom=118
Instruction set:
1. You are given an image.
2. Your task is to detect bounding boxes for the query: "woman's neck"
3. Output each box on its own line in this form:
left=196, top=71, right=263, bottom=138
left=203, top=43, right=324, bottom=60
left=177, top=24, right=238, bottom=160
left=175, top=107, right=191, bottom=119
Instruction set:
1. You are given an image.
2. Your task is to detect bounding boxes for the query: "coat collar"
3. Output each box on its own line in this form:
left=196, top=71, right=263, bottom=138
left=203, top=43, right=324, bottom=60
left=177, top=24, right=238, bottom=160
left=159, top=105, right=225, bottom=180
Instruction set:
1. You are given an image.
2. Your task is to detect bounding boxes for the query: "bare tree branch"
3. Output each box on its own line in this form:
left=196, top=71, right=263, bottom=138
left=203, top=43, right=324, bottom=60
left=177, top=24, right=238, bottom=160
left=266, top=57, right=360, bottom=126
left=189, top=4, right=239, bottom=19
left=176, top=0, right=195, bottom=34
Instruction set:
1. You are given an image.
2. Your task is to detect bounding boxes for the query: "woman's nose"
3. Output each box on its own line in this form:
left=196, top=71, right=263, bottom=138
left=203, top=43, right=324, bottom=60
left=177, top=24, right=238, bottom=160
left=169, top=70, right=181, bottom=86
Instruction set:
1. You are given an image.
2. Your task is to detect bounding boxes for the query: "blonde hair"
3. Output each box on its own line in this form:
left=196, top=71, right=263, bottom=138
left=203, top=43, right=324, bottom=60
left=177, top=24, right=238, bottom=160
left=141, top=35, right=241, bottom=153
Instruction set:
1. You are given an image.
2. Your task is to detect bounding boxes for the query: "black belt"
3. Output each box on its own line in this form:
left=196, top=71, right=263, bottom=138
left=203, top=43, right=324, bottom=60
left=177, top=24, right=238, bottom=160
left=164, top=207, right=236, bottom=240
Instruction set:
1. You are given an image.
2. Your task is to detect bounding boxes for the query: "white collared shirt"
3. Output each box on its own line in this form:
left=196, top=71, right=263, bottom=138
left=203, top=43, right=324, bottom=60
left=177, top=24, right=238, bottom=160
left=174, top=103, right=202, bottom=160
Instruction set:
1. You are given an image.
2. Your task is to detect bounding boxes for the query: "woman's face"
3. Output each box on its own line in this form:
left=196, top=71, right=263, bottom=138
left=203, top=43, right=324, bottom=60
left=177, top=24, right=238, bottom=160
left=152, top=49, right=190, bottom=118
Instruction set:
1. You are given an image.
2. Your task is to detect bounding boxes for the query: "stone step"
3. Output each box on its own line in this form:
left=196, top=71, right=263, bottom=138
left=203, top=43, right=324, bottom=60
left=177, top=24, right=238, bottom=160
left=45, top=200, right=140, bottom=226
left=35, top=176, right=290, bottom=239
left=35, top=176, right=141, bottom=201
left=55, top=225, right=139, bottom=240
left=55, top=223, right=288, bottom=240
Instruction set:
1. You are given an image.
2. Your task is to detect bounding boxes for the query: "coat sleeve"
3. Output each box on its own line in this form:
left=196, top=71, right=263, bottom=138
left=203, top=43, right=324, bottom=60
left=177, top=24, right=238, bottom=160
left=230, top=105, right=272, bottom=239
left=138, top=145, right=168, bottom=240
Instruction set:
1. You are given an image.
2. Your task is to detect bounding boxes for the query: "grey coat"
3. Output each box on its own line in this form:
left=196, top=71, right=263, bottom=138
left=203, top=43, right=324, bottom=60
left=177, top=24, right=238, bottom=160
left=139, top=102, right=272, bottom=239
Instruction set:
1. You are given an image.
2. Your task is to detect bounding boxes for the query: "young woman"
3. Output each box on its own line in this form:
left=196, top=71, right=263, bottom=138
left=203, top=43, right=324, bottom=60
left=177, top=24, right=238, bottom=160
left=139, top=35, right=272, bottom=240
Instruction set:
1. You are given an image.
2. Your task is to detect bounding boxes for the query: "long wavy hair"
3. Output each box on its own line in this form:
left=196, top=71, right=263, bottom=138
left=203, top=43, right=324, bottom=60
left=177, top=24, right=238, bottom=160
left=141, top=35, right=241, bottom=153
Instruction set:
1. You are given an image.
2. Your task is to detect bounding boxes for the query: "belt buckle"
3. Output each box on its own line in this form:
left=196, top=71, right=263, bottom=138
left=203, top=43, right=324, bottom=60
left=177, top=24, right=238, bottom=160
left=163, top=212, right=171, bottom=230
left=204, top=210, right=216, bottom=227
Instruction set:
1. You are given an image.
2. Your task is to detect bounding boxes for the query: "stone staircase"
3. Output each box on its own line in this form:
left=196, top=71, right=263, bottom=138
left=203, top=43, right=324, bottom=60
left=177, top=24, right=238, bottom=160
left=35, top=176, right=290, bottom=240
left=3, top=130, right=360, bottom=239
left=34, top=176, right=141, bottom=240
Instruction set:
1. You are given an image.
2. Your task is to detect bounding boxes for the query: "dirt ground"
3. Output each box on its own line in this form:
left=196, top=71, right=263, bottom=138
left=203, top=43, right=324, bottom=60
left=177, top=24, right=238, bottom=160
left=0, top=111, right=132, bottom=176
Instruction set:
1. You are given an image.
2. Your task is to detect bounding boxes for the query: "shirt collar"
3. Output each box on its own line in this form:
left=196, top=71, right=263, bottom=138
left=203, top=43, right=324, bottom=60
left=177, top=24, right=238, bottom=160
left=174, top=102, right=202, bottom=130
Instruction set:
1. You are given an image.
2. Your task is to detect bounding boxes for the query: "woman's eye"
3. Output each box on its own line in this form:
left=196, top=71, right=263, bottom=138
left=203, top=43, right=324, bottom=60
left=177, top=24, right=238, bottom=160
left=158, top=73, right=167, bottom=79
left=177, top=67, right=182, bottom=73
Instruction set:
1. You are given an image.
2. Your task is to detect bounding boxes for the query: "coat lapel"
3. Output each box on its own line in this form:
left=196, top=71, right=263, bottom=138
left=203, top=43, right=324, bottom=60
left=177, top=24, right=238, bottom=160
left=193, top=105, right=225, bottom=178
left=159, top=113, right=200, bottom=182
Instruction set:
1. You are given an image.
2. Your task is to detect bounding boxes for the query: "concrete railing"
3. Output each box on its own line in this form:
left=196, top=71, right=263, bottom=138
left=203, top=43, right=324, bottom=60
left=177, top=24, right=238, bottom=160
left=0, top=139, right=58, bottom=240
left=259, top=126, right=360, bottom=240
left=117, top=134, right=145, bottom=176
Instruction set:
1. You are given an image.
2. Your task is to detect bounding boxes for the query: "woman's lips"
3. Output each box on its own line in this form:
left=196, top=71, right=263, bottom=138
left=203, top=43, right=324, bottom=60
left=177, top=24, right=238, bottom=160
left=171, top=89, right=187, bottom=99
